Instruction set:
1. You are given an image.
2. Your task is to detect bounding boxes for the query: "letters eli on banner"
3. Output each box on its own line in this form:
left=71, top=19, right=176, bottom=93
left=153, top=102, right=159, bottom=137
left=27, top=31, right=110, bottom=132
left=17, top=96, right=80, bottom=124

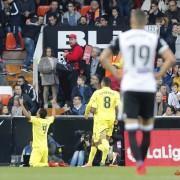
left=124, top=130, right=180, bottom=166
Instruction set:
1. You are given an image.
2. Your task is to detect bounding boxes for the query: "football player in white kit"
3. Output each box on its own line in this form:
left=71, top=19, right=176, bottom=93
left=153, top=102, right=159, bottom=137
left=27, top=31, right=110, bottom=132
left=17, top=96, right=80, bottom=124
left=100, top=9, right=175, bottom=175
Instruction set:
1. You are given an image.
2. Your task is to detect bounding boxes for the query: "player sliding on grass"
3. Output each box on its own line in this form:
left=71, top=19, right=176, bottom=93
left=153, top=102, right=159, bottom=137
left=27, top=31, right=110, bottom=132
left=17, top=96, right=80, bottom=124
left=20, top=98, right=56, bottom=167
left=100, top=9, right=175, bottom=175
left=83, top=77, right=120, bottom=167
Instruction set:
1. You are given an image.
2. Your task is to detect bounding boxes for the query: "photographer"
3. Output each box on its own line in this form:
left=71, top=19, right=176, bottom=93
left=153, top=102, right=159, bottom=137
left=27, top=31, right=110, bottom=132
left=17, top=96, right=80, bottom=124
left=107, top=120, right=123, bottom=166
left=21, top=15, right=44, bottom=72
left=70, top=130, right=91, bottom=167
left=48, top=133, right=67, bottom=166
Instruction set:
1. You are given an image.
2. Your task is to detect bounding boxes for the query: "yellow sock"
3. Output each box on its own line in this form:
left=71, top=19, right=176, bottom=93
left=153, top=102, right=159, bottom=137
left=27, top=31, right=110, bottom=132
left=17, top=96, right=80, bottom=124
left=98, top=139, right=109, bottom=164
left=88, top=146, right=97, bottom=164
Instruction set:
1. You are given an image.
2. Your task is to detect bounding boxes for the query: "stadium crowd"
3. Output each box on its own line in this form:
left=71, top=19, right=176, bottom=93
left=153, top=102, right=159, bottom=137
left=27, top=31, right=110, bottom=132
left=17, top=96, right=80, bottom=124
left=0, top=0, right=180, bottom=117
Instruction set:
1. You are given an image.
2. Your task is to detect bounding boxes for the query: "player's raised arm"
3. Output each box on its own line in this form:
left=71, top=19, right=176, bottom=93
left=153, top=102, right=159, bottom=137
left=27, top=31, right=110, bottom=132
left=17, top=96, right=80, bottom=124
left=19, top=98, right=31, bottom=120
left=155, top=39, right=176, bottom=79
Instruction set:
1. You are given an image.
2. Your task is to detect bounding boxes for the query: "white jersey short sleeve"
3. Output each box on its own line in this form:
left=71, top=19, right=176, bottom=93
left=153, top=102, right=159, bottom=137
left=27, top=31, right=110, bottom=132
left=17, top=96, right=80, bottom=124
left=109, top=29, right=169, bottom=93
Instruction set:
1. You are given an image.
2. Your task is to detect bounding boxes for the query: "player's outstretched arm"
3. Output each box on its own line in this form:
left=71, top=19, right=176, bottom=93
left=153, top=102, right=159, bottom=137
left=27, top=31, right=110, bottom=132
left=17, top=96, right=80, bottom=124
left=19, top=98, right=31, bottom=120
left=155, top=48, right=176, bottom=79
left=100, top=48, right=120, bottom=79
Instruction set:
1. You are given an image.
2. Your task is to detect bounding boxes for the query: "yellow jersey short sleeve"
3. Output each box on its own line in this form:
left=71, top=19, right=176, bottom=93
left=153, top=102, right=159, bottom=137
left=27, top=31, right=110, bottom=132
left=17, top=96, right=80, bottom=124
left=46, top=116, right=54, bottom=124
left=30, top=116, right=40, bottom=125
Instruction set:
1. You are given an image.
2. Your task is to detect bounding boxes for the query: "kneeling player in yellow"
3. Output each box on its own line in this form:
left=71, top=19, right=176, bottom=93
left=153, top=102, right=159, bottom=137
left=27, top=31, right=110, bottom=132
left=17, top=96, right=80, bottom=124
left=20, top=99, right=56, bottom=167
left=84, top=77, right=120, bottom=166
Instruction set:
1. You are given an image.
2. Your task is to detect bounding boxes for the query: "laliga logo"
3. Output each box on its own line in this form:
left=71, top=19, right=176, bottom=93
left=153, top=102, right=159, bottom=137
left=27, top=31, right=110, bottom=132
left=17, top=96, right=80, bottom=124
left=127, top=145, right=180, bottom=162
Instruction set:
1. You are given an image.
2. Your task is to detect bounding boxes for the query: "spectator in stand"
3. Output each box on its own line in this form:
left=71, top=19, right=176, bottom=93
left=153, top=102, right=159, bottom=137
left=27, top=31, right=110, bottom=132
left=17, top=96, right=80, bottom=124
left=47, top=14, right=58, bottom=26
left=154, top=91, right=167, bottom=116
left=19, top=0, right=36, bottom=23
left=165, top=22, right=179, bottom=53
left=85, top=46, right=104, bottom=83
left=175, top=23, right=180, bottom=60
left=90, top=74, right=101, bottom=92
left=163, top=105, right=176, bottom=116
left=38, top=47, right=59, bottom=109
left=155, top=58, right=163, bottom=72
left=165, top=0, right=180, bottom=23
left=17, top=76, right=39, bottom=111
left=45, top=0, right=61, bottom=24
left=173, top=66, right=180, bottom=89
left=22, top=16, right=43, bottom=72
left=163, top=68, right=173, bottom=89
left=157, top=16, right=172, bottom=43
left=159, top=84, right=169, bottom=103
left=86, top=0, right=100, bottom=25
left=71, top=95, right=86, bottom=115
left=6, top=0, right=22, bottom=48
left=62, top=2, right=81, bottom=26
left=2, top=105, right=9, bottom=115
left=148, top=0, right=164, bottom=25
left=8, top=85, right=36, bottom=115
left=78, top=16, right=88, bottom=26
left=168, top=83, right=180, bottom=110
left=0, top=1, right=5, bottom=60
left=63, top=34, right=84, bottom=90
left=71, top=75, right=92, bottom=105
left=98, top=15, right=108, bottom=27
left=109, top=7, right=127, bottom=29
left=11, top=95, right=23, bottom=116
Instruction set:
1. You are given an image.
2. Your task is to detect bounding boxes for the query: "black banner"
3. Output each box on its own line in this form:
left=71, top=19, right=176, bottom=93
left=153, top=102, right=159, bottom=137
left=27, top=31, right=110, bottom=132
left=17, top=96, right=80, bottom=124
left=43, top=26, right=123, bottom=59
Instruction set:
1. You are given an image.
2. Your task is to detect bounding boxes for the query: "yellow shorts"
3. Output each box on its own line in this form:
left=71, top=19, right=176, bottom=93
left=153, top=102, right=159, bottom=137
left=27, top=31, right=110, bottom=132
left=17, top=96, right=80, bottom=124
left=93, top=120, right=114, bottom=143
left=29, top=147, right=48, bottom=167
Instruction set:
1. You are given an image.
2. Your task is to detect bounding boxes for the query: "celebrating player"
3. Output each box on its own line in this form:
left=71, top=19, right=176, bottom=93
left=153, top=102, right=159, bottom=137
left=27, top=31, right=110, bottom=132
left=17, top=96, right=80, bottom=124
left=100, top=9, right=175, bottom=174
left=84, top=77, right=120, bottom=167
left=20, top=98, right=56, bottom=167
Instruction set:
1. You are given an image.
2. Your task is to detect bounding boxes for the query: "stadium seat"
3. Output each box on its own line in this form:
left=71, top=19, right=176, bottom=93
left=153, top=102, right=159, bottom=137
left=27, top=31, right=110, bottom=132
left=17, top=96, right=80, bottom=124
left=0, top=86, right=13, bottom=105
left=80, top=6, right=90, bottom=16
left=37, top=6, right=50, bottom=16
left=5, top=33, right=16, bottom=50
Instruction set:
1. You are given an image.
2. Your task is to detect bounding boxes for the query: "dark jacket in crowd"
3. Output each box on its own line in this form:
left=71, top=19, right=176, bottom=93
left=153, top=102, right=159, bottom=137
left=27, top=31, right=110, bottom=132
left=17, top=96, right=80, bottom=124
left=71, top=104, right=86, bottom=115
left=46, top=11, right=62, bottom=24
left=8, top=93, right=36, bottom=114
left=148, top=10, right=164, bottom=25
left=165, top=7, right=180, bottom=22
left=19, top=0, right=36, bottom=16
left=71, top=85, right=92, bottom=104
left=8, top=0, right=22, bottom=26
left=22, top=23, right=41, bottom=42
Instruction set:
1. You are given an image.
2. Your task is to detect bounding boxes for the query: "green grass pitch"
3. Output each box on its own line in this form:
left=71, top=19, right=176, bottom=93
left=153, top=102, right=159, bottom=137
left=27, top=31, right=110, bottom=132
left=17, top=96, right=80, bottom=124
left=0, top=167, right=179, bottom=180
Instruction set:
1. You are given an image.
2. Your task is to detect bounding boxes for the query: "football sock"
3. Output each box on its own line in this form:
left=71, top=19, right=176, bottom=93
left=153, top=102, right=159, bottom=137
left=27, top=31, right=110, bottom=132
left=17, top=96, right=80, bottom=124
left=88, top=146, right=97, bottom=164
left=140, top=131, right=151, bottom=161
left=128, top=131, right=142, bottom=162
left=98, top=139, right=109, bottom=164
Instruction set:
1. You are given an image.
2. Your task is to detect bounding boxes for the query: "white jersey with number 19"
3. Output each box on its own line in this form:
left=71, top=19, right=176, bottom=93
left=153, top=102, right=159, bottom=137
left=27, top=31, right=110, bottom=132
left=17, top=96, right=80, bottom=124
left=109, top=29, right=169, bottom=93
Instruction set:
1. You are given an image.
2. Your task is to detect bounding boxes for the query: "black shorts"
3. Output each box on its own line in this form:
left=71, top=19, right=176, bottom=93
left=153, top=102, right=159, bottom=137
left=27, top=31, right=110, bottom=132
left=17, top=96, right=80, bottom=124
left=123, top=91, right=155, bottom=120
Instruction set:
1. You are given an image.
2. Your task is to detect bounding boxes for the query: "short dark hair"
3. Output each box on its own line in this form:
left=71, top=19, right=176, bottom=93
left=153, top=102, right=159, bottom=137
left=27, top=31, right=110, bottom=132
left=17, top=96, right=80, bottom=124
left=166, top=105, right=176, bottom=114
left=101, top=77, right=111, bottom=87
left=73, top=95, right=82, bottom=101
left=78, top=75, right=86, bottom=82
left=151, top=0, right=158, bottom=6
left=39, top=108, right=47, bottom=119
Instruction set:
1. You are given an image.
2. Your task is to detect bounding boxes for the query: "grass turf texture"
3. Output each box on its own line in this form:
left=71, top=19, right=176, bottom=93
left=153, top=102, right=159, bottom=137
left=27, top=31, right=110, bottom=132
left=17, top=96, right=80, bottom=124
left=0, top=167, right=179, bottom=180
